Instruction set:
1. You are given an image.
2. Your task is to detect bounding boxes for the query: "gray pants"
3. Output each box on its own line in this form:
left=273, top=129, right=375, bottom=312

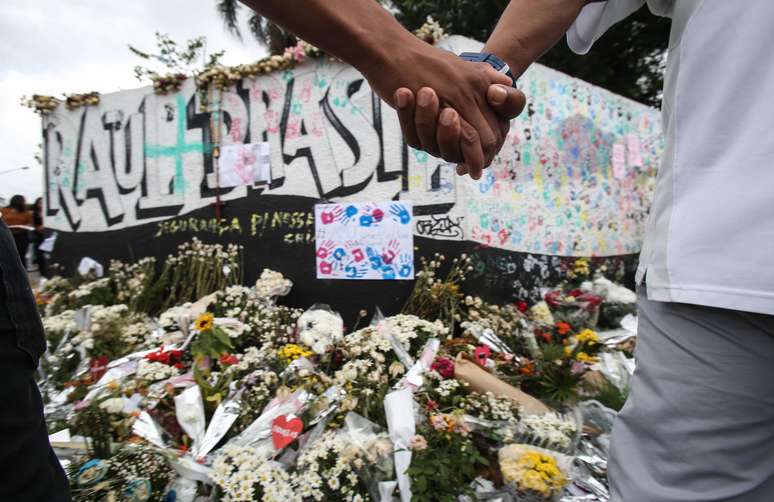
left=609, top=288, right=774, bottom=501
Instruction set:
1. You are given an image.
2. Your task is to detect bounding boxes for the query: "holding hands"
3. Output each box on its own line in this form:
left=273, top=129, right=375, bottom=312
left=359, top=42, right=526, bottom=180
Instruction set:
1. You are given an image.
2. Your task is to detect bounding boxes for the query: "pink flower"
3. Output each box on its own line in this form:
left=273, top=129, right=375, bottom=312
left=473, top=346, right=491, bottom=366
left=430, top=415, right=447, bottom=431
left=409, top=435, right=428, bottom=451
left=431, top=357, right=455, bottom=379
left=426, top=399, right=439, bottom=411
left=455, top=421, right=471, bottom=437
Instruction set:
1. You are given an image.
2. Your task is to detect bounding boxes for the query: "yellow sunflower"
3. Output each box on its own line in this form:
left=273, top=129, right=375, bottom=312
left=195, top=313, right=214, bottom=331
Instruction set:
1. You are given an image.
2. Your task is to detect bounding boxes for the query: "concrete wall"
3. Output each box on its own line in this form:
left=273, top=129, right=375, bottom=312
left=42, top=36, right=661, bottom=258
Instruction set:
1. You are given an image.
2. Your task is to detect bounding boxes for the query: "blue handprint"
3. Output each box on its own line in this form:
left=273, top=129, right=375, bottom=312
left=390, top=203, right=411, bottom=225
left=345, top=261, right=368, bottom=279
left=332, top=247, right=347, bottom=261
left=397, top=253, right=414, bottom=278
left=342, top=205, right=358, bottom=223
left=478, top=172, right=495, bottom=193
left=366, top=247, right=383, bottom=270
left=359, top=214, right=374, bottom=227
left=381, top=265, right=396, bottom=280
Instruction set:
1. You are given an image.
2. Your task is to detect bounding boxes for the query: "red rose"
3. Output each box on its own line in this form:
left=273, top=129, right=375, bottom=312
left=516, top=301, right=528, bottom=313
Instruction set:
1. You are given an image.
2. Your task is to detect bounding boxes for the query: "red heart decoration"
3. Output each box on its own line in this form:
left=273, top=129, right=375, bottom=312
left=271, top=415, right=304, bottom=450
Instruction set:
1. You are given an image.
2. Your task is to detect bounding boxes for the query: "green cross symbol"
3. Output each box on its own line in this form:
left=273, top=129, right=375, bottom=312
left=144, top=94, right=207, bottom=193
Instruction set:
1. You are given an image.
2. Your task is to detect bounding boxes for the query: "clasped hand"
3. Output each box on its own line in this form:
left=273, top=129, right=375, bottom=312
left=367, top=45, right=526, bottom=180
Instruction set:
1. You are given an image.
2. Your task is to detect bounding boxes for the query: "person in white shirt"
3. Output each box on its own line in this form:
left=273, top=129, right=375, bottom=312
left=394, top=1, right=774, bottom=500
left=235, top=0, right=773, bottom=499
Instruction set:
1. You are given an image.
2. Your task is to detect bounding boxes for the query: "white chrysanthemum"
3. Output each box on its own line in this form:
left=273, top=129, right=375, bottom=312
left=297, top=308, right=344, bottom=355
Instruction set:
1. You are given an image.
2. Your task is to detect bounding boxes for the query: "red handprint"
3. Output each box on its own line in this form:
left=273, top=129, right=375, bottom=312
left=346, top=241, right=365, bottom=262
left=498, top=228, right=510, bottom=245
left=316, top=240, right=335, bottom=259
left=320, top=207, right=343, bottom=225
left=382, top=239, right=400, bottom=265
left=319, top=261, right=333, bottom=275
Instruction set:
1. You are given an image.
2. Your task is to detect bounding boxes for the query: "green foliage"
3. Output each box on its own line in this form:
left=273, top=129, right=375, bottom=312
left=191, top=326, right=233, bottom=360
left=407, top=427, right=489, bottom=502
left=194, top=363, right=234, bottom=418
left=214, top=0, right=296, bottom=55
left=538, top=363, right=582, bottom=404
left=587, top=377, right=629, bottom=412
left=129, top=32, right=225, bottom=82
left=391, top=1, right=670, bottom=106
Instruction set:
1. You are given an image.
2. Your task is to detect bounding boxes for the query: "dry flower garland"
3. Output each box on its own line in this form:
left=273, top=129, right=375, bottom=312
left=64, top=91, right=101, bottom=110
left=24, top=17, right=448, bottom=116
left=21, top=94, right=61, bottom=115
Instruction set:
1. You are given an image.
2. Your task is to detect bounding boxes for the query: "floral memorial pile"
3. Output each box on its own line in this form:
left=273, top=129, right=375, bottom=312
left=36, top=239, right=636, bottom=502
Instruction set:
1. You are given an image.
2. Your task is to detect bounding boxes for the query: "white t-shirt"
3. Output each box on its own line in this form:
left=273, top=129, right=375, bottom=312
left=568, top=0, right=774, bottom=315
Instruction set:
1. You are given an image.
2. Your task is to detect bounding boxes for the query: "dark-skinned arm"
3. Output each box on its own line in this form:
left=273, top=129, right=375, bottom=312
left=238, top=0, right=513, bottom=169
left=484, top=0, right=601, bottom=76
left=396, top=0, right=601, bottom=179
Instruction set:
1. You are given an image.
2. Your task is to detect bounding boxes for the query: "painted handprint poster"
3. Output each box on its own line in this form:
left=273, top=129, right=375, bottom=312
left=315, top=201, right=414, bottom=280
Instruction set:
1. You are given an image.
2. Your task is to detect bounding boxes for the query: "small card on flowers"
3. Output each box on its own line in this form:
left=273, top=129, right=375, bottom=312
left=272, top=414, right=304, bottom=449
left=314, top=201, right=414, bottom=280
left=218, top=142, right=270, bottom=187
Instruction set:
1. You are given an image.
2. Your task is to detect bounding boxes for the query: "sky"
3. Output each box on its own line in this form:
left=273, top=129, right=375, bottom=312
left=0, top=0, right=267, bottom=203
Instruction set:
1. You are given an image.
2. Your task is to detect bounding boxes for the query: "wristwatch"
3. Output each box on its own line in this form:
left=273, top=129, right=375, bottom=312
left=458, top=52, right=517, bottom=88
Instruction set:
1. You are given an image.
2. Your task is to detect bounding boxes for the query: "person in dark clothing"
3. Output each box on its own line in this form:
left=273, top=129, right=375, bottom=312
left=32, top=198, right=49, bottom=279
left=0, top=218, right=70, bottom=500
left=1, top=195, right=33, bottom=267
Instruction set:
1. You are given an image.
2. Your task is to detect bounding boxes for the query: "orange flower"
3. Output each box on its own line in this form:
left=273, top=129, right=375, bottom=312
left=555, top=322, right=571, bottom=335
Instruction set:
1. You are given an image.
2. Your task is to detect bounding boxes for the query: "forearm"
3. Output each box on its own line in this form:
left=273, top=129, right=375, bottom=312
left=484, top=0, right=596, bottom=75
left=238, top=0, right=423, bottom=80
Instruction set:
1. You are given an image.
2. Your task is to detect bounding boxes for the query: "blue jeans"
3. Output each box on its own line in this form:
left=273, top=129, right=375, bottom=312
left=0, top=219, right=70, bottom=501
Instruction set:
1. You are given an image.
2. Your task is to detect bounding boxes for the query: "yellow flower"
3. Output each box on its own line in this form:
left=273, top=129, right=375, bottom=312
left=195, top=313, right=214, bottom=331
left=573, top=258, right=590, bottom=275
left=278, top=344, right=313, bottom=362
left=576, top=329, right=600, bottom=345
left=576, top=351, right=599, bottom=364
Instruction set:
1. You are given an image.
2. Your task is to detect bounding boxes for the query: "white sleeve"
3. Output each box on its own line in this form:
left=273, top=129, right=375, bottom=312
left=566, top=0, right=646, bottom=54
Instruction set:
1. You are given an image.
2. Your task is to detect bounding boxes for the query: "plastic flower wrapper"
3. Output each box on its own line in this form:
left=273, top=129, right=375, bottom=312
left=255, top=268, right=293, bottom=300
left=581, top=277, right=636, bottom=329
left=213, top=317, right=250, bottom=340
left=175, top=385, right=207, bottom=455
left=297, top=304, right=344, bottom=355
left=372, top=307, right=414, bottom=370
left=69, top=445, right=174, bottom=502
left=514, top=410, right=581, bottom=455
left=498, top=444, right=572, bottom=501
left=132, top=410, right=167, bottom=448
left=400, top=337, right=440, bottom=392
left=227, top=388, right=313, bottom=457
left=384, top=388, right=416, bottom=502
left=544, top=290, right=602, bottom=329
left=459, top=321, right=513, bottom=355
left=195, top=387, right=244, bottom=461
left=341, top=412, right=395, bottom=493
left=294, top=428, right=393, bottom=501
